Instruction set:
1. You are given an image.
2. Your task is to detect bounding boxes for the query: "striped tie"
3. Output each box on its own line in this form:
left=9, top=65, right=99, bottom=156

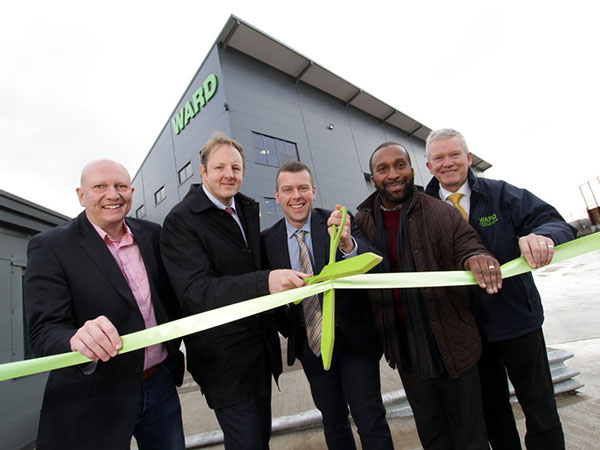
left=294, top=230, right=322, bottom=356
left=448, top=193, right=469, bottom=222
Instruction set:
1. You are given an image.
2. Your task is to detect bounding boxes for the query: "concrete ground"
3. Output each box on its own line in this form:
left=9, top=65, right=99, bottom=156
left=175, top=249, right=600, bottom=450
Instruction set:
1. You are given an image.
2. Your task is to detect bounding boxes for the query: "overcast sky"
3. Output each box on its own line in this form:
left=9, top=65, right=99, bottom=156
left=1, top=0, right=599, bottom=221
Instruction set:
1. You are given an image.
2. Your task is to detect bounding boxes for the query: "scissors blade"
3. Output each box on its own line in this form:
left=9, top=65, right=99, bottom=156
left=302, top=206, right=382, bottom=371
left=304, top=252, right=383, bottom=285
left=320, top=289, right=335, bottom=370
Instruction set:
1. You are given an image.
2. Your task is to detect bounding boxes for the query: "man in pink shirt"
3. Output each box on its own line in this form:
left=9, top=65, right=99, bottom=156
left=25, top=160, right=185, bottom=450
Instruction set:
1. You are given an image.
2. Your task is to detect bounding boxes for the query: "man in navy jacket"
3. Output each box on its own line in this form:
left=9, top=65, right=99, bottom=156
left=261, top=161, right=393, bottom=450
left=425, top=128, right=576, bottom=450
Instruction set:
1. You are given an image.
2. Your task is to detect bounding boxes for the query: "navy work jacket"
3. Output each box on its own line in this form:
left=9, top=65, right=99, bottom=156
left=426, top=169, right=577, bottom=342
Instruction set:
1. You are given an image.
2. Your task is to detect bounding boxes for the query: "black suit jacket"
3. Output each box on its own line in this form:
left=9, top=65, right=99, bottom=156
left=24, top=212, right=184, bottom=450
left=261, top=208, right=382, bottom=366
left=159, top=184, right=282, bottom=409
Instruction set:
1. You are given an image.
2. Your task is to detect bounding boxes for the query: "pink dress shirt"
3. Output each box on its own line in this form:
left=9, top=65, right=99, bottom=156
left=91, top=221, right=167, bottom=370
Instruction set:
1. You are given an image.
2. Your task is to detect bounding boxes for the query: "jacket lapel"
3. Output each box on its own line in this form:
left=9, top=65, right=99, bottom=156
left=188, top=184, right=250, bottom=247
left=271, top=219, right=292, bottom=269
left=128, top=220, right=157, bottom=278
left=238, top=197, right=262, bottom=269
left=310, top=210, right=328, bottom=273
left=76, top=213, right=138, bottom=310
left=468, top=173, right=486, bottom=229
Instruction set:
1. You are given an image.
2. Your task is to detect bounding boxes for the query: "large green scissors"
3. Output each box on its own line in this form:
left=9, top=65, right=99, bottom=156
left=302, top=206, right=382, bottom=370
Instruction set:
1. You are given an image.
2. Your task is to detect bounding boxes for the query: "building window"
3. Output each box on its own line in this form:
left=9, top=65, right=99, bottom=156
left=178, top=162, right=193, bottom=184
left=263, top=197, right=283, bottom=228
left=252, top=132, right=298, bottom=167
left=154, top=186, right=166, bottom=205
left=136, top=205, right=146, bottom=219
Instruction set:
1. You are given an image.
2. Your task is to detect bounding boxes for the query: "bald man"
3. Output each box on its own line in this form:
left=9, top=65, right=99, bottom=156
left=25, top=160, right=185, bottom=450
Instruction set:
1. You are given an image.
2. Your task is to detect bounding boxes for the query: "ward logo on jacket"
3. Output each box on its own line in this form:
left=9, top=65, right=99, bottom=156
left=479, top=214, right=498, bottom=227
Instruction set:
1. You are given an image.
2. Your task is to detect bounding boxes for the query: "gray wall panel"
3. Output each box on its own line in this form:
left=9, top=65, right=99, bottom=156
left=0, top=259, right=11, bottom=358
left=221, top=49, right=321, bottom=215
left=0, top=207, right=63, bottom=450
left=225, top=93, right=305, bottom=135
left=131, top=44, right=427, bottom=228
left=295, top=84, right=374, bottom=213
left=222, top=49, right=303, bottom=119
left=140, top=127, right=178, bottom=223
left=130, top=170, right=146, bottom=217
left=346, top=107, right=389, bottom=174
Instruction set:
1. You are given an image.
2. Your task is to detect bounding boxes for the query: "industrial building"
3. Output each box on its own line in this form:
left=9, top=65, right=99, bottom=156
left=130, top=15, right=491, bottom=227
left=0, top=190, right=70, bottom=450
left=1, top=16, right=496, bottom=450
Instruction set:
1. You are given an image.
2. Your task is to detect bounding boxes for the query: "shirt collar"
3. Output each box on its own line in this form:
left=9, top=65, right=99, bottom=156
left=90, top=220, right=134, bottom=245
left=379, top=203, right=403, bottom=211
left=202, top=184, right=237, bottom=213
left=285, top=211, right=312, bottom=240
left=439, top=181, right=471, bottom=202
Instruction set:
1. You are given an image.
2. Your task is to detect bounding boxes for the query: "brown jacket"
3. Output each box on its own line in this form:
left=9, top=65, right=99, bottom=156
left=355, top=188, right=491, bottom=378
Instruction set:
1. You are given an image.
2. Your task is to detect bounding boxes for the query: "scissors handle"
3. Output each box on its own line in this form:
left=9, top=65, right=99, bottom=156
left=329, top=206, right=347, bottom=263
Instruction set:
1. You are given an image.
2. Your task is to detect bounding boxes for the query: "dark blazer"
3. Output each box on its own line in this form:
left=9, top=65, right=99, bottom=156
left=159, top=184, right=282, bottom=409
left=261, top=208, right=382, bottom=366
left=24, top=212, right=184, bottom=450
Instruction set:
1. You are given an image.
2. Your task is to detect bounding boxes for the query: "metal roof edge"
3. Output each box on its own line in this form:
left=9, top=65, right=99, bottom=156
left=133, top=14, right=492, bottom=178
left=0, top=189, right=71, bottom=232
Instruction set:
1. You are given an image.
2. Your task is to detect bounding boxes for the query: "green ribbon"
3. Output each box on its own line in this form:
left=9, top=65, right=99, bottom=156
left=1, top=231, right=598, bottom=382
left=319, top=206, right=346, bottom=370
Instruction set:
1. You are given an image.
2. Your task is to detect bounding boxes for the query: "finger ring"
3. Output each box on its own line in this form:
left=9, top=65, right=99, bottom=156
left=539, top=241, right=547, bottom=246
left=488, top=265, right=495, bottom=269
left=548, top=245, right=554, bottom=249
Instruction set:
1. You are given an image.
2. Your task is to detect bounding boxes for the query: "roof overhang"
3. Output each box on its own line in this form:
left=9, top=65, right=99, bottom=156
left=215, top=16, right=490, bottom=168
left=471, top=155, right=492, bottom=171
left=0, top=189, right=70, bottom=234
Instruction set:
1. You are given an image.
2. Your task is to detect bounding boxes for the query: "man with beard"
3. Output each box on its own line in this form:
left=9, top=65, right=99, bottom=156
left=354, top=142, right=502, bottom=450
left=425, top=128, right=576, bottom=450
